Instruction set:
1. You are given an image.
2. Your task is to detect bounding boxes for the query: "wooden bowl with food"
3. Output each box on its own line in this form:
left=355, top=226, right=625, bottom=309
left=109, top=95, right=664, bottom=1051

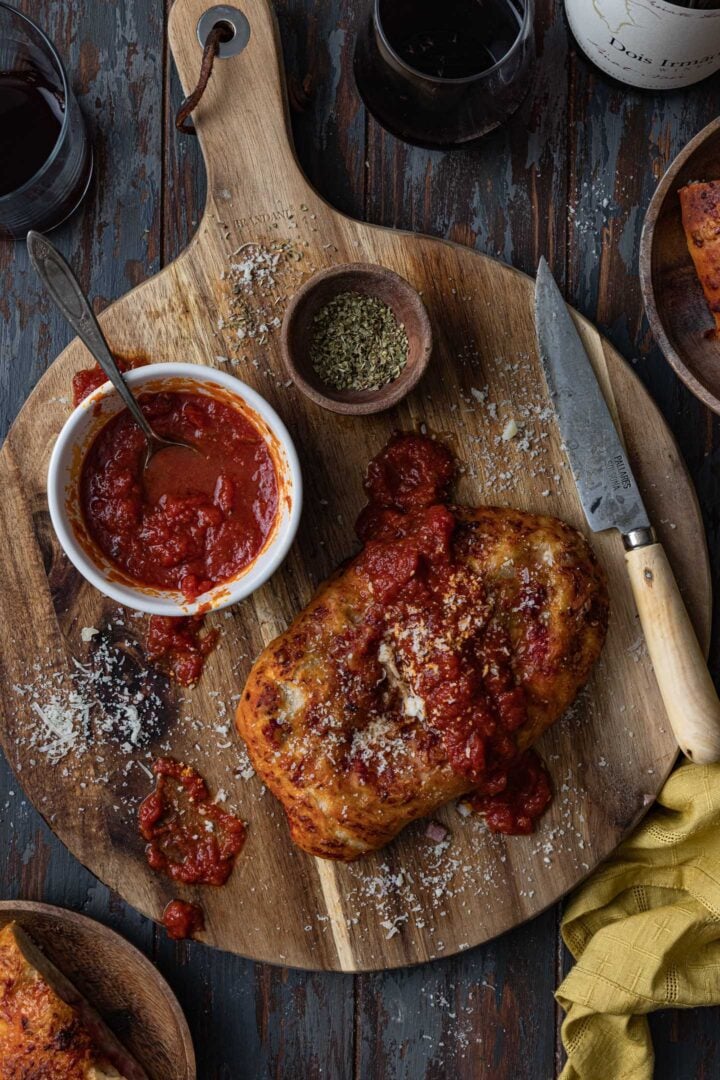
left=640, top=115, right=720, bottom=414
left=280, top=262, right=432, bottom=415
left=0, top=900, right=195, bottom=1078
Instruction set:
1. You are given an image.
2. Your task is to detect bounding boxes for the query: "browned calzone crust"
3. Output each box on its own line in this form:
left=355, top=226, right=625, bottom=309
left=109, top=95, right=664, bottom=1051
left=236, top=506, right=608, bottom=860
left=679, top=180, right=720, bottom=335
left=0, top=921, right=147, bottom=1080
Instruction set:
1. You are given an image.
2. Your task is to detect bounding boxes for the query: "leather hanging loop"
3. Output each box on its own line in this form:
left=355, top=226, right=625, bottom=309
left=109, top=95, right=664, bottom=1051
left=175, top=24, right=226, bottom=135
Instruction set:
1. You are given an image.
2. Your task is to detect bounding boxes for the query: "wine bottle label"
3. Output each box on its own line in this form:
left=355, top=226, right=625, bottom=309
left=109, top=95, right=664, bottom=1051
left=565, top=0, right=720, bottom=89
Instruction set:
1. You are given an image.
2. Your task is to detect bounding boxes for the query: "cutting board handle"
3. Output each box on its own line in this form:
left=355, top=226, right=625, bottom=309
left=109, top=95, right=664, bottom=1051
left=168, top=0, right=309, bottom=212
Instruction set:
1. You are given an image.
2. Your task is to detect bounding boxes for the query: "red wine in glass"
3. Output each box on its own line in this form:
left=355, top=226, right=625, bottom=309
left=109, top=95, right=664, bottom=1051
left=0, top=72, right=65, bottom=198
left=354, top=0, right=535, bottom=149
left=0, top=3, right=92, bottom=238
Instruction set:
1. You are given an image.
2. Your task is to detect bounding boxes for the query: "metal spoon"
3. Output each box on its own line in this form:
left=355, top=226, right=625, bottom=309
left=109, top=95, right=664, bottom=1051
left=27, top=230, right=199, bottom=469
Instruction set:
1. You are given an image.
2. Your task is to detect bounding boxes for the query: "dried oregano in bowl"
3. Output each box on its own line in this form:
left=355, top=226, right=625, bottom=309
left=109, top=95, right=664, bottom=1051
left=309, top=291, right=409, bottom=391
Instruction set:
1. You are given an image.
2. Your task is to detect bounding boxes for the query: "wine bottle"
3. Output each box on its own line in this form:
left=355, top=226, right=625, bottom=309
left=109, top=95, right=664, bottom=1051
left=565, top=0, right=720, bottom=89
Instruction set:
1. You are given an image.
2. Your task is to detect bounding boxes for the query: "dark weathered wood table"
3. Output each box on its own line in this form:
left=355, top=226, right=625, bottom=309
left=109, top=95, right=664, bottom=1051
left=2, top=2, right=719, bottom=1076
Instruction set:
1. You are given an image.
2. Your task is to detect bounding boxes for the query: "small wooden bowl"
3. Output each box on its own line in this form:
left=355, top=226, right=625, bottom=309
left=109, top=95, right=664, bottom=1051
left=640, top=116, right=720, bottom=414
left=280, top=263, right=432, bottom=415
left=0, top=901, right=196, bottom=1079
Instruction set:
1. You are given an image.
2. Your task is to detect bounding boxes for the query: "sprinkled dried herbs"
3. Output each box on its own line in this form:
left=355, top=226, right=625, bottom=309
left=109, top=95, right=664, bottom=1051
left=310, top=291, right=409, bottom=391
left=220, top=240, right=304, bottom=359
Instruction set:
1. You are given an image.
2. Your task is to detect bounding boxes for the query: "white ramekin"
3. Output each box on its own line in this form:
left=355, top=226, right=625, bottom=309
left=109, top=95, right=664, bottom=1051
left=47, top=363, right=302, bottom=615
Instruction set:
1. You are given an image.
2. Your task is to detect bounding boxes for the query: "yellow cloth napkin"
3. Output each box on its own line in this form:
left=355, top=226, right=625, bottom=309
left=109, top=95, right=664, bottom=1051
left=556, top=762, right=720, bottom=1080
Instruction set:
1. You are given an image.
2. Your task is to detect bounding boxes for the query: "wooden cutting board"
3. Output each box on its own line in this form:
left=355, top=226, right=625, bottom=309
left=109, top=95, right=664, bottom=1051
left=0, top=0, right=710, bottom=972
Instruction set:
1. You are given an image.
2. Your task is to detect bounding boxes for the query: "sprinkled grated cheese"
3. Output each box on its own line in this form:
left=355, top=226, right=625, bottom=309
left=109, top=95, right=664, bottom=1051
left=14, top=633, right=166, bottom=766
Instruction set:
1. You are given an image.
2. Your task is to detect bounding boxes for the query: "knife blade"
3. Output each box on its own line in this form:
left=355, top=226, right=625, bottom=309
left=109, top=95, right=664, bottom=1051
left=534, top=257, right=720, bottom=765
left=534, top=257, right=650, bottom=539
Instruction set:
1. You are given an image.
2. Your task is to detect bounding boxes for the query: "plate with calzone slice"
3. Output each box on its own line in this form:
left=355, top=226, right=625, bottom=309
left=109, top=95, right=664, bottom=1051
left=0, top=902, right=194, bottom=1080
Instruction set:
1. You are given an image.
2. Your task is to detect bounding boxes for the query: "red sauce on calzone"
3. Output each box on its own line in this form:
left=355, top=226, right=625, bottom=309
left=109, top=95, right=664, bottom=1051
left=348, top=433, right=552, bottom=834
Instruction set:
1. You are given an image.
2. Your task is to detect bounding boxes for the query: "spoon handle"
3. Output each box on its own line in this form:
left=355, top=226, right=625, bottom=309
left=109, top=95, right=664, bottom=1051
left=26, top=231, right=156, bottom=442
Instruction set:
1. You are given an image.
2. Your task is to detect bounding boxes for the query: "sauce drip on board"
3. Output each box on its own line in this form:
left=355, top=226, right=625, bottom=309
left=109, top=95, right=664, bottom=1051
left=80, top=390, right=279, bottom=599
left=139, top=757, right=246, bottom=885
left=467, top=749, right=551, bottom=835
left=162, top=899, right=205, bottom=941
left=146, top=614, right=219, bottom=688
left=350, top=433, right=552, bottom=834
left=72, top=356, right=145, bottom=407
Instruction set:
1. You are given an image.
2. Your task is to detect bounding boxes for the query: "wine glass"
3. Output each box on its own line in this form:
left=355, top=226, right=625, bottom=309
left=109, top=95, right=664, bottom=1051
left=354, top=0, right=535, bottom=150
left=0, top=2, right=93, bottom=239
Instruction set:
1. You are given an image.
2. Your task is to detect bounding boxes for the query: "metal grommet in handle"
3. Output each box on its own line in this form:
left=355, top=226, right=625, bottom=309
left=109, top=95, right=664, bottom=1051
left=197, top=6, right=251, bottom=58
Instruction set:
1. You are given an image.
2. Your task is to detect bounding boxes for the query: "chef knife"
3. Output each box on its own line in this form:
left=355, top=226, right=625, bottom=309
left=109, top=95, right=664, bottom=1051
left=534, top=257, right=720, bottom=764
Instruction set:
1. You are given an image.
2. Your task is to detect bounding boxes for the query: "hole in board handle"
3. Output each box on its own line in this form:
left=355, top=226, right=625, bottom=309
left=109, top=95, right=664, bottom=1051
left=196, top=6, right=251, bottom=58
left=215, top=20, right=236, bottom=43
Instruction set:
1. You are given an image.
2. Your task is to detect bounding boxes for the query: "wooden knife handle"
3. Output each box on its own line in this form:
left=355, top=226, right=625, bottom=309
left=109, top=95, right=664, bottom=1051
left=625, top=541, right=720, bottom=764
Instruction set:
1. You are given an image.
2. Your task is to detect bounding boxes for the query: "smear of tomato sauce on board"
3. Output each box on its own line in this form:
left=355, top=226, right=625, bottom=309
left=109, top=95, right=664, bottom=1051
left=80, top=391, right=279, bottom=599
left=72, top=356, right=145, bottom=406
left=468, top=749, right=551, bottom=835
left=139, top=757, right=246, bottom=885
left=349, top=433, right=552, bottom=835
left=146, top=614, right=219, bottom=687
left=162, top=899, right=205, bottom=941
